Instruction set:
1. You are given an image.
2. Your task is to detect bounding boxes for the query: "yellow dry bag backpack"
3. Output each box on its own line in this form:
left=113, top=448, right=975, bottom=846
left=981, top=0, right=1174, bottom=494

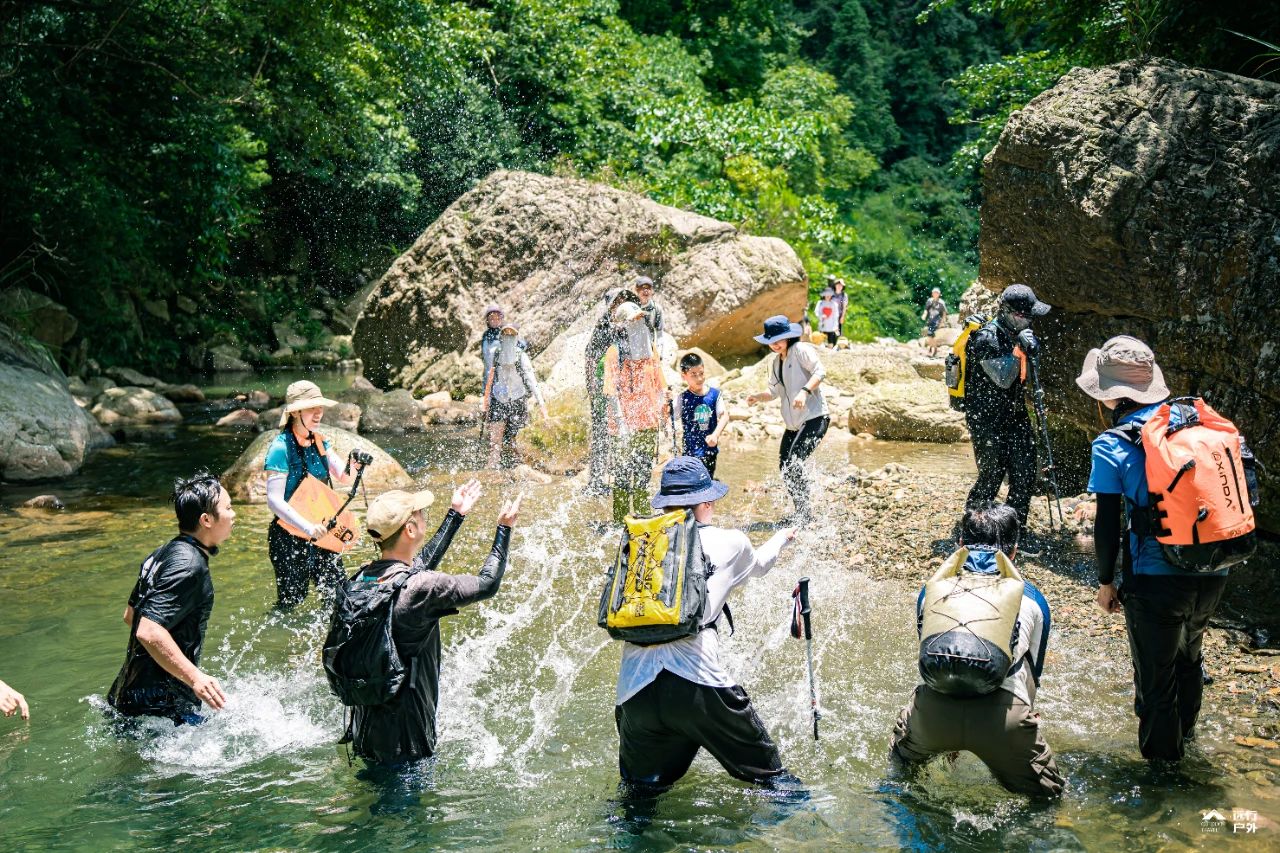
left=598, top=509, right=710, bottom=644
left=918, top=548, right=1025, bottom=697
left=944, top=314, right=988, bottom=412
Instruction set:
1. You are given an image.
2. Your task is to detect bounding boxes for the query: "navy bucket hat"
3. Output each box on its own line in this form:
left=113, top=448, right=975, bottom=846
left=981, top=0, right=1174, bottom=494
left=753, top=314, right=803, bottom=346
left=651, top=457, right=729, bottom=508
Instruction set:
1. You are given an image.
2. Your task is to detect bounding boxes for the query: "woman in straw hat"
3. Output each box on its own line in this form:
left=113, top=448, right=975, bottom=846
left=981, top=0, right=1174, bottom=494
left=264, top=380, right=350, bottom=608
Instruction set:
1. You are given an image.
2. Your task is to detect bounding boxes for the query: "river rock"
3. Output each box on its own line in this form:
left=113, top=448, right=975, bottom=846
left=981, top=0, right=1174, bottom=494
left=215, top=408, right=260, bottom=429
left=0, top=287, right=78, bottom=352
left=354, top=169, right=807, bottom=392
left=90, top=386, right=183, bottom=427
left=516, top=390, right=589, bottom=475
left=104, top=366, right=162, bottom=388
left=980, top=58, right=1280, bottom=530
left=360, top=388, right=423, bottom=433
left=0, top=323, right=112, bottom=480
left=221, top=425, right=413, bottom=503
left=157, top=383, right=205, bottom=403
left=418, top=390, right=453, bottom=410
left=210, top=344, right=251, bottom=372
left=21, top=494, right=65, bottom=510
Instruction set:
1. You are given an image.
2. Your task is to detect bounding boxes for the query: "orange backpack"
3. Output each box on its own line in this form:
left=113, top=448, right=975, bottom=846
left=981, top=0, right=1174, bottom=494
left=1118, top=398, right=1258, bottom=571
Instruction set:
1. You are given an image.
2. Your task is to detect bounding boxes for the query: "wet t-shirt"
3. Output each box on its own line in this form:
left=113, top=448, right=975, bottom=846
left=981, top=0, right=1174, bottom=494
left=108, top=536, right=215, bottom=717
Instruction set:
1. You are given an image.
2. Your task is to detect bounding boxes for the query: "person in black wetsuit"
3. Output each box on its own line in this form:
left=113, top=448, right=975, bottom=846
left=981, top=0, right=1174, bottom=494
left=963, top=284, right=1050, bottom=527
left=108, top=472, right=236, bottom=725
left=345, top=480, right=521, bottom=766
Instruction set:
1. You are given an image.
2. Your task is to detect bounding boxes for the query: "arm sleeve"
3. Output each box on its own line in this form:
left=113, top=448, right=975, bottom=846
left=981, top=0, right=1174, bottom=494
left=134, top=557, right=202, bottom=629
left=412, top=509, right=465, bottom=572
left=1094, top=493, right=1125, bottom=586
left=263, top=437, right=289, bottom=474
left=400, top=526, right=512, bottom=621
left=266, top=474, right=316, bottom=530
left=325, top=442, right=345, bottom=480
left=766, top=355, right=784, bottom=399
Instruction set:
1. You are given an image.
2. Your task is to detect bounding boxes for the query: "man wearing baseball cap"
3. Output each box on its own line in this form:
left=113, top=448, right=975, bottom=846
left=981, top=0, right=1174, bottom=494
left=340, top=479, right=522, bottom=766
left=963, top=283, right=1051, bottom=527
left=614, top=457, right=801, bottom=793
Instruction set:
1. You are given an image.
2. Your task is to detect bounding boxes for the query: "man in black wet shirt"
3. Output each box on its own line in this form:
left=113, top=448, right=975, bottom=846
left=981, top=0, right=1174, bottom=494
left=345, top=479, right=521, bottom=765
left=108, top=472, right=235, bottom=724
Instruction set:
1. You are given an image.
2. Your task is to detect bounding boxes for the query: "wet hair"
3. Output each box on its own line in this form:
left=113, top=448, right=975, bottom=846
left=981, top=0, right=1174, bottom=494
left=173, top=471, right=223, bottom=532
left=679, top=352, right=703, bottom=373
left=959, top=503, right=1020, bottom=554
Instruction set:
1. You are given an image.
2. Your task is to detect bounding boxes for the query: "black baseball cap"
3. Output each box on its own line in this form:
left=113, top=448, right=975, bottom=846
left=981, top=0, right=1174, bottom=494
left=1000, top=284, right=1050, bottom=316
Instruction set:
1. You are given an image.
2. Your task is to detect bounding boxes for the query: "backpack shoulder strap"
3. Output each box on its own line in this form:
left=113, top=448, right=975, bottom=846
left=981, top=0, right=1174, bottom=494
left=1106, top=422, right=1143, bottom=446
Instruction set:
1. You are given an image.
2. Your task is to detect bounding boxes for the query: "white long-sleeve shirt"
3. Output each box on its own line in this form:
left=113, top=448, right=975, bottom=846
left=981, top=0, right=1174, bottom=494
left=615, top=525, right=791, bottom=704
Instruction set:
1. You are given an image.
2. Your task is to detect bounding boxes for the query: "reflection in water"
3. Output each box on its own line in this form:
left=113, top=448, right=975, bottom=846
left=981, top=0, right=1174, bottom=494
left=0, top=422, right=1272, bottom=849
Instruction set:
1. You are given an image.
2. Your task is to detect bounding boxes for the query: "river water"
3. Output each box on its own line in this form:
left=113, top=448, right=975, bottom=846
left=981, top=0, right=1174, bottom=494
left=0, top=376, right=1273, bottom=850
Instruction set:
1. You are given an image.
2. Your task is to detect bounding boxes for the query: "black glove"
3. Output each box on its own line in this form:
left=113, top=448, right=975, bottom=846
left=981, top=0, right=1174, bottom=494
left=1017, top=328, right=1039, bottom=356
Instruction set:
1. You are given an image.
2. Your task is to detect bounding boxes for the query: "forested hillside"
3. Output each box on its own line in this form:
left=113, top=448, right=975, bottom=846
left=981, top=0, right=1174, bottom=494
left=2, top=0, right=1274, bottom=371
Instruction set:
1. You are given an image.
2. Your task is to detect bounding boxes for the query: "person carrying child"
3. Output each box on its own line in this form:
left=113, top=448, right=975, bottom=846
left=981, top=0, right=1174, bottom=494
left=677, top=352, right=728, bottom=478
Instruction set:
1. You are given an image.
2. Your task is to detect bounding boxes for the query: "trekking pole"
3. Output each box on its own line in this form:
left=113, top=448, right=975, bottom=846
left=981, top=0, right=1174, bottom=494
left=668, top=387, right=679, bottom=457
left=791, top=577, right=820, bottom=740
left=1027, top=353, right=1066, bottom=530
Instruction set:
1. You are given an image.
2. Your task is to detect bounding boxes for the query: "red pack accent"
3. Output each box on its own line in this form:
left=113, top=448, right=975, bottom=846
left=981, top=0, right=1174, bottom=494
left=1141, top=398, right=1255, bottom=546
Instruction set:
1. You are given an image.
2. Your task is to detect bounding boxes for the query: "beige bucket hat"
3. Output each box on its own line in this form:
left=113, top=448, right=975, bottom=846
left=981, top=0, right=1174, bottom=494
left=278, top=379, right=340, bottom=427
left=1074, top=335, right=1170, bottom=405
left=365, top=489, right=435, bottom=542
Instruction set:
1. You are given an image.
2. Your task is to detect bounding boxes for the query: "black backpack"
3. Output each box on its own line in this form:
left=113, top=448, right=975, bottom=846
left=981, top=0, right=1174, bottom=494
left=322, top=566, right=412, bottom=706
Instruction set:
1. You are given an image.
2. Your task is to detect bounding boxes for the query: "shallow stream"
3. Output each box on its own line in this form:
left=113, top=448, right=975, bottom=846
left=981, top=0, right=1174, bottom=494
left=0, top=378, right=1272, bottom=850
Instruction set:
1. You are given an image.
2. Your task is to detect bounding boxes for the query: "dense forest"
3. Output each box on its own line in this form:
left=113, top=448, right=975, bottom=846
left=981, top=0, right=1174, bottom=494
left=2, top=0, right=1276, bottom=372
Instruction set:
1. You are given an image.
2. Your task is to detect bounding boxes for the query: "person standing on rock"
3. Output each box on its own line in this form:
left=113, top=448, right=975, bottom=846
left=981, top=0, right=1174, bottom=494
left=605, top=301, right=666, bottom=524
left=962, top=284, right=1049, bottom=528
left=1075, top=336, right=1247, bottom=762
left=832, top=277, right=849, bottom=335
left=922, top=288, right=950, bottom=357
left=107, top=472, right=235, bottom=725
left=635, top=276, right=663, bottom=352
left=585, top=289, right=640, bottom=497
left=265, top=380, right=351, bottom=608
left=481, top=323, right=548, bottom=469
left=746, top=315, right=829, bottom=523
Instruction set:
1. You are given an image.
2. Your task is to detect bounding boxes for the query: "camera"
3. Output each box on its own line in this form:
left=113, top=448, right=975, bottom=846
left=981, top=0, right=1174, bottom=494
left=348, top=449, right=374, bottom=467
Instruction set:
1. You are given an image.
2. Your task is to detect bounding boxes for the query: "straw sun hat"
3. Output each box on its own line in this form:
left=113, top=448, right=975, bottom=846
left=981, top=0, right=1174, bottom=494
left=278, top=380, right=339, bottom=427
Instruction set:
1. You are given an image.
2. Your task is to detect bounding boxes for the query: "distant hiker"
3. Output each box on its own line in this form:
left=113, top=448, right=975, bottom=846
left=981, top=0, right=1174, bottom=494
left=605, top=456, right=801, bottom=793
left=264, top=380, right=351, bottom=608
left=480, top=304, right=505, bottom=378
left=1076, top=336, right=1258, bottom=761
left=481, top=323, right=548, bottom=469
left=634, top=276, right=664, bottom=351
left=107, top=472, right=235, bottom=725
left=327, top=481, right=520, bottom=767
left=890, top=503, right=1063, bottom=797
left=605, top=301, right=666, bottom=524
left=678, top=352, right=727, bottom=478
left=832, top=277, right=849, bottom=333
left=922, top=288, right=950, bottom=357
left=0, top=678, right=29, bottom=721
left=963, top=284, right=1048, bottom=528
left=815, top=288, right=840, bottom=347
left=746, top=315, right=829, bottom=523
left=585, top=289, right=640, bottom=496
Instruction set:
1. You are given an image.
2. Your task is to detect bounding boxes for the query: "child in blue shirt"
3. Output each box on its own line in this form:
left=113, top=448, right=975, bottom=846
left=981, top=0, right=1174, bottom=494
left=678, top=352, right=727, bottom=478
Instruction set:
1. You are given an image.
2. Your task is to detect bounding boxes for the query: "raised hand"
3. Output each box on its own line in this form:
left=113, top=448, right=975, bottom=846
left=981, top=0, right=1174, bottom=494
left=497, top=492, right=523, bottom=528
left=452, top=478, right=483, bottom=516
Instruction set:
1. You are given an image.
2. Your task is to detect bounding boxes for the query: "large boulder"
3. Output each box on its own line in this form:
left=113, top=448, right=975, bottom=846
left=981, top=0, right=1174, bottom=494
left=0, top=288, right=79, bottom=354
left=221, top=426, right=414, bottom=503
left=354, top=170, right=807, bottom=393
left=0, top=323, right=112, bottom=480
left=90, top=386, right=183, bottom=428
left=980, top=58, right=1280, bottom=529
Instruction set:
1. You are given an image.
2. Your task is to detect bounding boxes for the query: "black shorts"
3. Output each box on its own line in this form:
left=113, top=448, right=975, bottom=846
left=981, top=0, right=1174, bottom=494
left=486, top=398, right=530, bottom=429
left=615, top=669, right=789, bottom=788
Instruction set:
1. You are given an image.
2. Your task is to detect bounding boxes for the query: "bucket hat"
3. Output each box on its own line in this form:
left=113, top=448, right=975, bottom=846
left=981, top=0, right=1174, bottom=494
left=651, top=456, right=729, bottom=509
left=1075, top=335, right=1170, bottom=405
left=278, top=380, right=339, bottom=427
left=999, top=283, right=1051, bottom=316
left=365, top=489, right=435, bottom=542
left=484, top=304, right=504, bottom=319
left=753, top=314, right=803, bottom=346
left=634, top=276, right=655, bottom=291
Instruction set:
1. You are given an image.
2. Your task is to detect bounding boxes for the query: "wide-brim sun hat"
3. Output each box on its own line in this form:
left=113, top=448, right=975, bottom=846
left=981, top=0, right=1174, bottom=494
left=1074, top=335, right=1170, bottom=405
left=365, top=489, right=435, bottom=542
left=754, top=314, right=803, bottom=345
left=651, top=456, right=730, bottom=509
left=278, top=379, right=339, bottom=427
